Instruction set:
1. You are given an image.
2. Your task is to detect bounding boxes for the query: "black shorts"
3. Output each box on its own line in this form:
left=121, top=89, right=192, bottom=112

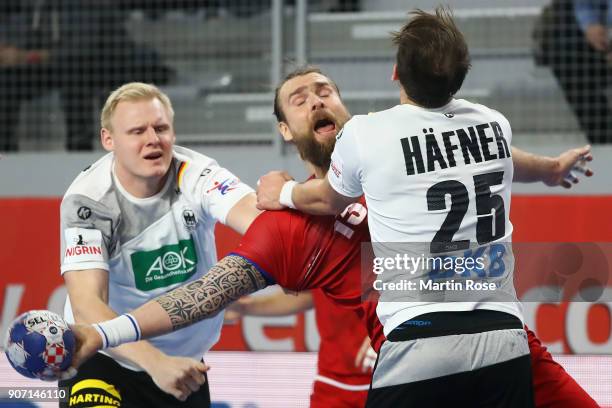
left=58, top=352, right=210, bottom=408
left=366, top=310, right=535, bottom=408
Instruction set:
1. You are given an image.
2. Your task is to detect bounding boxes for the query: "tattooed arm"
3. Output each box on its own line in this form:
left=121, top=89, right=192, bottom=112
left=154, top=254, right=268, bottom=331
left=137, top=254, right=268, bottom=335
left=69, top=254, right=268, bottom=368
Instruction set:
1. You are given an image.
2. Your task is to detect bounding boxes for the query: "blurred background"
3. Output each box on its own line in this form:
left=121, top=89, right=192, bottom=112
left=1, top=1, right=612, bottom=407
left=1, top=0, right=611, bottom=152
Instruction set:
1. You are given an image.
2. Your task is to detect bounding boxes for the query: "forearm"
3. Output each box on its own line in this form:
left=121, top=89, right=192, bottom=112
left=71, top=294, right=119, bottom=324
left=511, top=147, right=557, bottom=183
left=131, top=255, right=268, bottom=339
left=292, top=179, right=354, bottom=215
left=106, top=341, right=166, bottom=372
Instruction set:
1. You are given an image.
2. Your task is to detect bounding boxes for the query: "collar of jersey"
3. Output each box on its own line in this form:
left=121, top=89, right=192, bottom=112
left=111, top=160, right=173, bottom=205
left=398, top=98, right=457, bottom=113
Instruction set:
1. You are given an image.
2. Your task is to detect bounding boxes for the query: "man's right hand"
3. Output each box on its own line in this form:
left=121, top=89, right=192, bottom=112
left=256, top=171, right=294, bottom=210
left=145, top=355, right=209, bottom=402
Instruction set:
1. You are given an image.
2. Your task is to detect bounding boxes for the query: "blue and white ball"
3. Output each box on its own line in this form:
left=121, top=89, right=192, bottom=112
left=4, top=310, right=75, bottom=381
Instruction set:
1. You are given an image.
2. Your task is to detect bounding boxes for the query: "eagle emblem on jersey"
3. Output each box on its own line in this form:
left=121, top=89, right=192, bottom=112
left=182, top=209, right=197, bottom=230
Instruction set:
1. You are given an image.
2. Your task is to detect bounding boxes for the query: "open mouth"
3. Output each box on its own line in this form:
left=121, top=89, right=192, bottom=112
left=143, top=152, right=163, bottom=160
left=314, top=118, right=336, bottom=135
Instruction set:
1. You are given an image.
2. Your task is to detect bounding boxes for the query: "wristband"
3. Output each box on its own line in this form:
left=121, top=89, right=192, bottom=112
left=279, top=180, right=298, bottom=209
left=93, top=314, right=141, bottom=349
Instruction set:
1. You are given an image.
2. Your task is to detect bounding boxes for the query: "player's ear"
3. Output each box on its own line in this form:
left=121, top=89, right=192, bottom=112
left=278, top=122, right=294, bottom=143
left=391, top=64, right=399, bottom=81
left=100, top=128, right=114, bottom=152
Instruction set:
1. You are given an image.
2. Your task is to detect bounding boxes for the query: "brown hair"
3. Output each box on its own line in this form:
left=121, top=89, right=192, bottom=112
left=273, top=65, right=340, bottom=122
left=101, top=82, right=174, bottom=131
left=392, top=7, right=471, bottom=108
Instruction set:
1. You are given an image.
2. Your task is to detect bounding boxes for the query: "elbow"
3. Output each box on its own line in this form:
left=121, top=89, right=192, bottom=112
left=322, top=187, right=349, bottom=215
left=300, top=195, right=343, bottom=215
left=328, top=197, right=348, bottom=215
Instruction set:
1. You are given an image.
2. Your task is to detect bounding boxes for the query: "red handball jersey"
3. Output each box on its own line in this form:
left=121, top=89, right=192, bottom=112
left=312, top=289, right=372, bottom=387
left=232, top=201, right=369, bottom=308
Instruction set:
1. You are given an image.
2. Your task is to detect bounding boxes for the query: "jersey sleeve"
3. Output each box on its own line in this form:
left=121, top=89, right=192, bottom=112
left=327, top=119, right=364, bottom=197
left=60, top=194, right=114, bottom=274
left=231, top=211, right=304, bottom=290
left=187, top=161, right=254, bottom=224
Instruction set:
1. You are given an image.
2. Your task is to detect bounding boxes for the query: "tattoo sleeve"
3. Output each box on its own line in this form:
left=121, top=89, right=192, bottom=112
left=155, top=254, right=267, bottom=331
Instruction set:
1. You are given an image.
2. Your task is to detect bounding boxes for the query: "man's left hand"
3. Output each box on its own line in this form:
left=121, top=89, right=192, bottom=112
left=545, top=145, right=594, bottom=188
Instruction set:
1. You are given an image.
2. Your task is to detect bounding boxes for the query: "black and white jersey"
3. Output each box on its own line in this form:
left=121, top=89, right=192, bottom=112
left=328, top=99, right=522, bottom=335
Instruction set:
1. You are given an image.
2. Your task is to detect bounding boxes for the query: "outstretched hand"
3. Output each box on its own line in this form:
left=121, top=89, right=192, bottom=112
left=545, top=145, right=593, bottom=188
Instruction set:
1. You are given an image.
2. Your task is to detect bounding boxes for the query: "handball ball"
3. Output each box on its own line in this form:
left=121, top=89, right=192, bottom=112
left=4, top=310, right=75, bottom=381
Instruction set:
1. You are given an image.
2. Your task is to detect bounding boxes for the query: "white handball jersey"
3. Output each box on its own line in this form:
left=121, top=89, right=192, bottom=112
left=60, top=146, right=253, bottom=370
left=327, top=99, right=522, bottom=335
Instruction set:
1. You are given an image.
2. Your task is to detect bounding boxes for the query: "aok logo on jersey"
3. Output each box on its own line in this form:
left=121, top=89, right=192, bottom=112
left=131, top=239, right=198, bottom=291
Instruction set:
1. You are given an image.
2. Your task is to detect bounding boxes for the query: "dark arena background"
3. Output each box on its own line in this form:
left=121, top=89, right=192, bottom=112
left=1, top=1, right=612, bottom=406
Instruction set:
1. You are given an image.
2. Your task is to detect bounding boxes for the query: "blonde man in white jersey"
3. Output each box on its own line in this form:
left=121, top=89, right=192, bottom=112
left=58, top=82, right=260, bottom=407
left=256, top=9, right=542, bottom=407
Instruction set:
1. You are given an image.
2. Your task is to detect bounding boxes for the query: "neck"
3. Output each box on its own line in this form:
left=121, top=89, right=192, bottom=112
left=399, top=87, right=420, bottom=106
left=399, top=87, right=453, bottom=108
left=306, top=161, right=326, bottom=179
left=114, top=163, right=169, bottom=198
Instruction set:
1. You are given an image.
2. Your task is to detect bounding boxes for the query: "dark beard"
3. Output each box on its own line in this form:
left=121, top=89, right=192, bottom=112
left=293, top=135, right=335, bottom=171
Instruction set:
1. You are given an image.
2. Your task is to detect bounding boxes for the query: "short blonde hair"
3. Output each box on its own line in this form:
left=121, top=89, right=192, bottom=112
left=100, top=82, right=175, bottom=131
